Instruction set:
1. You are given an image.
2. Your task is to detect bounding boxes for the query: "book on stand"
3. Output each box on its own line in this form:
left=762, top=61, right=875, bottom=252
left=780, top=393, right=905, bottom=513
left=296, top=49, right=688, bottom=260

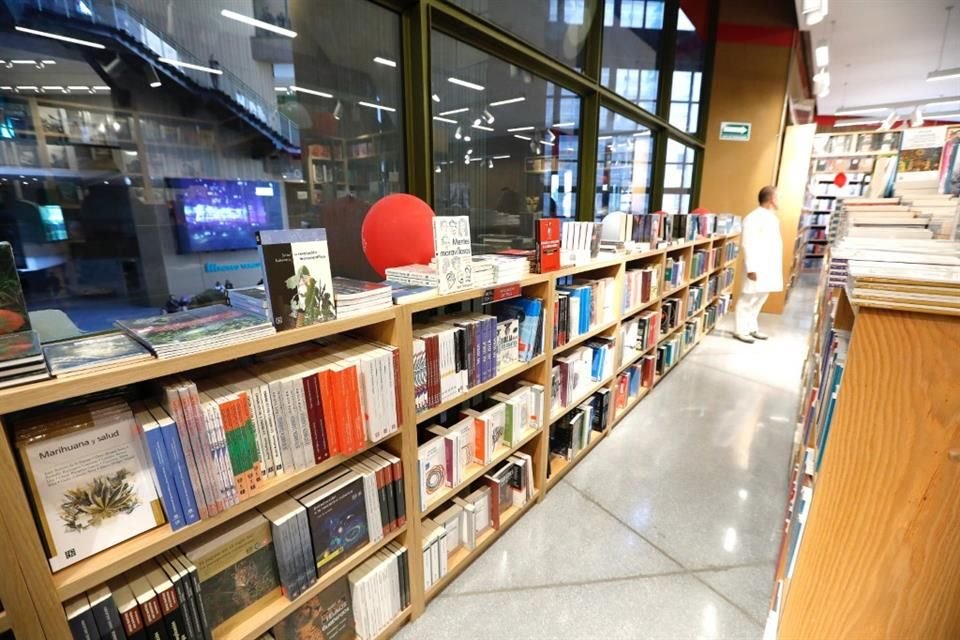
left=257, top=228, right=337, bottom=330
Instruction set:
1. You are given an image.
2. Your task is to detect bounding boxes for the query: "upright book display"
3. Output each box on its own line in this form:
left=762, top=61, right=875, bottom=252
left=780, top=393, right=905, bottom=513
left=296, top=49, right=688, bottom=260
left=0, top=233, right=739, bottom=640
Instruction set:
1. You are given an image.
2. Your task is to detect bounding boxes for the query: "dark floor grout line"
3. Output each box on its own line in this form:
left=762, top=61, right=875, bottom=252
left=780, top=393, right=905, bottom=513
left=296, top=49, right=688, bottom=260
left=562, top=480, right=766, bottom=628
left=437, top=567, right=695, bottom=599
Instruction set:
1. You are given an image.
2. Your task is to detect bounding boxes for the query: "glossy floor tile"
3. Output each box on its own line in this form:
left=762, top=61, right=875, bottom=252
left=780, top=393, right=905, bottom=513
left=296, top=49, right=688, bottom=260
left=397, top=281, right=814, bottom=639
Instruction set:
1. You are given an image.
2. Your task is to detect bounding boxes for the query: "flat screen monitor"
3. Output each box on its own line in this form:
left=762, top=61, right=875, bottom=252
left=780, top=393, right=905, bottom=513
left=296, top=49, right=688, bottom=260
left=168, top=178, right=284, bottom=253
left=38, top=205, right=68, bottom=242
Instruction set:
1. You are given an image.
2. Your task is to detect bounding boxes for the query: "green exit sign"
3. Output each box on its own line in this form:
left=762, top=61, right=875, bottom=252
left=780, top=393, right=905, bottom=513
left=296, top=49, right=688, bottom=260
left=719, top=121, right=751, bottom=141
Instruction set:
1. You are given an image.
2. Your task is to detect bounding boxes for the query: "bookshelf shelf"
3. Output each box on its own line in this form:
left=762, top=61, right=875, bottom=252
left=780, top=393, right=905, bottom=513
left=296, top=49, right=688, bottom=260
left=214, top=525, right=407, bottom=640
left=689, top=271, right=710, bottom=285
left=424, top=495, right=538, bottom=603
left=0, top=307, right=400, bottom=415
left=657, top=322, right=686, bottom=347
left=0, top=232, right=741, bottom=640
left=552, top=318, right=619, bottom=357
left=52, top=430, right=404, bottom=601
left=415, top=355, right=547, bottom=424
left=419, top=427, right=541, bottom=518
left=546, top=428, right=604, bottom=490
left=549, top=374, right=616, bottom=425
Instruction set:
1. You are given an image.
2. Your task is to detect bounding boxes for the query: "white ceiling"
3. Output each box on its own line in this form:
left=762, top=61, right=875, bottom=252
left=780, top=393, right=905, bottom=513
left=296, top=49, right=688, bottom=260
left=798, top=0, right=960, bottom=118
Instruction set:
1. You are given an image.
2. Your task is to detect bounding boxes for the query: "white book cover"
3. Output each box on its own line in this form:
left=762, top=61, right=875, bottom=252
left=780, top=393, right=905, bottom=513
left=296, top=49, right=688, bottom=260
left=433, top=216, right=473, bottom=293
left=418, top=438, right=447, bottom=509
left=18, top=406, right=164, bottom=570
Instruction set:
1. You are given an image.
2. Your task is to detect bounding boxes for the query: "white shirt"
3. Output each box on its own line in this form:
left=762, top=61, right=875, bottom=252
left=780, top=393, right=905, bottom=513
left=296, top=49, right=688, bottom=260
left=741, top=206, right=783, bottom=294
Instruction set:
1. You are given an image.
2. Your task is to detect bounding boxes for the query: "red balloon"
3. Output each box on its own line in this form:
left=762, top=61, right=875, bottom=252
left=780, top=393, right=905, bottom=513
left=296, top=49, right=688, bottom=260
left=361, top=194, right=436, bottom=278
left=834, top=172, right=847, bottom=188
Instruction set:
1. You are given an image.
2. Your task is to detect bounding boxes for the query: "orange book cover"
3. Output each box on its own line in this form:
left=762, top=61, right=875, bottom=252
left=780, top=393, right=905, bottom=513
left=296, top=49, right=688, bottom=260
left=234, top=392, right=263, bottom=494
left=340, top=364, right=365, bottom=454
left=317, top=368, right=341, bottom=457
left=472, top=417, right=487, bottom=466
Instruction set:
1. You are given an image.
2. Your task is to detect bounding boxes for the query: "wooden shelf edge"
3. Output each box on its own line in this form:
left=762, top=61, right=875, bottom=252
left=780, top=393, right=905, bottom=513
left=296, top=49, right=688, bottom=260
left=662, top=282, right=688, bottom=298
left=424, top=495, right=538, bottom=603
left=657, top=322, right=686, bottom=346
left=405, top=273, right=551, bottom=313
left=373, top=607, right=413, bottom=640
left=419, top=427, right=542, bottom=518
left=551, top=318, right=618, bottom=357
left=611, top=387, right=652, bottom=428
left=546, top=429, right=605, bottom=491
left=215, top=526, right=408, bottom=640
left=622, top=296, right=659, bottom=318
left=548, top=374, right=615, bottom=424
left=616, top=342, right=657, bottom=375
left=53, top=431, right=403, bottom=601
left=0, top=308, right=400, bottom=414
left=415, top=355, right=546, bottom=424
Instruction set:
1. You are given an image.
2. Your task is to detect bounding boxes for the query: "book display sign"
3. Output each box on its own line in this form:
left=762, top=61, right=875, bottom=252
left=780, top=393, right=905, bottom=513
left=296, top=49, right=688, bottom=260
left=433, top=216, right=473, bottom=294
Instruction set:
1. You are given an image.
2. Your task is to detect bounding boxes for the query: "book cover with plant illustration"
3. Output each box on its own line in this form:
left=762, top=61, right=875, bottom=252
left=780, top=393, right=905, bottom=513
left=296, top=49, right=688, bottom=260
left=272, top=576, right=354, bottom=640
left=16, top=402, right=164, bottom=570
left=0, top=241, right=31, bottom=335
left=257, top=229, right=337, bottom=331
left=115, top=304, right=275, bottom=357
left=182, top=512, right=281, bottom=632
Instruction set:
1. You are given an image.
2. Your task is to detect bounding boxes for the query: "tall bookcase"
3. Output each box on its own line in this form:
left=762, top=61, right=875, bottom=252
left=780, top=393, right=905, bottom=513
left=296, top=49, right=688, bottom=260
left=0, top=233, right=739, bottom=639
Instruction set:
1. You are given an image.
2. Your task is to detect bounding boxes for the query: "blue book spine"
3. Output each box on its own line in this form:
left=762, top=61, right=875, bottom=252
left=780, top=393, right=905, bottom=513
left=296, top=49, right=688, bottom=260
left=580, top=288, right=590, bottom=333
left=158, top=416, right=201, bottom=524
left=143, top=425, right=185, bottom=530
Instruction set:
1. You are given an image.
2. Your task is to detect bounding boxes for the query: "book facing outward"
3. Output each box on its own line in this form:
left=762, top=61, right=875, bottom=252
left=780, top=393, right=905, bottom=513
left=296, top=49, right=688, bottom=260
left=433, top=215, right=473, bottom=294
left=0, top=330, right=50, bottom=388
left=115, top=305, right=275, bottom=359
left=43, top=332, right=152, bottom=377
left=258, top=228, right=337, bottom=330
left=16, top=400, right=165, bottom=571
left=271, top=576, right=354, bottom=640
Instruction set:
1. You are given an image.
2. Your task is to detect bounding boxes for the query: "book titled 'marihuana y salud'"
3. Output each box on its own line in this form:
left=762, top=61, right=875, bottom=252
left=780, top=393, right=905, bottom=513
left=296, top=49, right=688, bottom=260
left=16, top=399, right=165, bottom=571
left=257, top=229, right=337, bottom=330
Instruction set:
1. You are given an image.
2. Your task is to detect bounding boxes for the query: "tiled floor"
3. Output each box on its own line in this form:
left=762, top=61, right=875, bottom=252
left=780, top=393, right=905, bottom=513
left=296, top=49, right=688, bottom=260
left=396, top=281, right=814, bottom=640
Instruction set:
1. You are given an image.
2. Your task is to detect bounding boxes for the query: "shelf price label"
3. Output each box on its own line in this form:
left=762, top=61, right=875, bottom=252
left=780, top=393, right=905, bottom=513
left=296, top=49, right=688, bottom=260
left=719, top=122, right=751, bottom=142
left=481, top=283, right=522, bottom=305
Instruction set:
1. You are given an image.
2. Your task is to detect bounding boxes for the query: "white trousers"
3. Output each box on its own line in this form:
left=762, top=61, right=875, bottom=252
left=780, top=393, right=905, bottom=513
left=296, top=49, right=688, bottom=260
left=736, top=291, right=769, bottom=336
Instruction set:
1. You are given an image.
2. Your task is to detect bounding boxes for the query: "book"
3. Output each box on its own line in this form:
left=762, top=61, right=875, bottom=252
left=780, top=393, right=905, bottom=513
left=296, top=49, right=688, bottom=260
left=257, top=228, right=337, bottom=330
left=0, top=241, right=31, bottom=334
left=181, top=512, right=281, bottom=633
left=16, top=400, right=165, bottom=571
left=43, top=333, right=152, bottom=376
left=106, top=576, right=147, bottom=640
left=297, top=469, right=370, bottom=576
left=432, top=216, right=473, bottom=293
left=86, top=584, right=126, bottom=640
left=271, top=576, right=354, bottom=640
left=125, top=568, right=167, bottom=640
left=115, top=305, right=275, bottom=359
left=536, top=218, right=562, bottom=272
left=0, top=329, right=43, bottom=369
left=64, top=593, right=99, bottom=640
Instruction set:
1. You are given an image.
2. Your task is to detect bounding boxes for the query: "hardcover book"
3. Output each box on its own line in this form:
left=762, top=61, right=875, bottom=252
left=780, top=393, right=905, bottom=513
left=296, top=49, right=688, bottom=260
left=0, top=329, right=43, bottom=368
left=258, top=229, right=337, bottom=330
left=536, top=218, right=561, bottom=272
left=0, top=241, right=31, bottom=334
left=182, top=511, right=281, bottom=633
left=43, top=332, right=152, bottom=376
left=16, top=401, right=165, bottom=571
left=432, top=216, right=473, bottom=294
left=272, top=576, right=354, bottom=640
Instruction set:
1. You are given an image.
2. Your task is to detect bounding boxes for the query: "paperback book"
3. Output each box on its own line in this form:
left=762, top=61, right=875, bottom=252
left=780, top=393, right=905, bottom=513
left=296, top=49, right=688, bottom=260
left=0, top=241, right=31, bottom=334
left=43, top=332, right=153, bottom=377
left=432, top=216, right=473, bottom=294
left=257, top=228, right=337, bottom=330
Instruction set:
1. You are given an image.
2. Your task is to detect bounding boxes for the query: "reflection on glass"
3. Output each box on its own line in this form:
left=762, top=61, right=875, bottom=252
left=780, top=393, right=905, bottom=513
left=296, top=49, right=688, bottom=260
left=450, top=0, right=596, bottom=70
left=0, top=0, right=404, bottom=339
left=671, top=4, right=707, bottom=134
left=595, top=107, right=654, bottom=221
left=601, top=0, right=663, bottom=113
left=662, top=139, right=696, bottom=213
left=431, top=32, right=581, bottom=252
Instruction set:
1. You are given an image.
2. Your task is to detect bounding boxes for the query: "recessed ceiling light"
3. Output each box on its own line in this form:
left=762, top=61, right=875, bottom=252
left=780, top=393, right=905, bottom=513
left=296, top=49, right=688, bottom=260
left=513, top=134, right=532, bottom=141
left=220, top=9, right=297, bottom=37
left=14, top=26, right=105, bottom=49
left=432, top=94, right=440, bottom=102
left=507, top=126, right=535, bottom=132
left=289, top=85, right=333, bottom=98
left=472, top=123, right=494, bottom=131
left=358, top=101, right=396, bottom=112
left=814, top=41, right=829, bottom=68
left=448, top=77, right=484, bottom=91
left=439, top=107, right=469, bottom=116
left=433, top=116, right=457, bottom=123
left=492, top=155, right=511, bottom=159
left=373, top=56, right=397, bottom=67
left=159, top=57, right=224, bottom=75
left=489, top=96, right=525, bottom=106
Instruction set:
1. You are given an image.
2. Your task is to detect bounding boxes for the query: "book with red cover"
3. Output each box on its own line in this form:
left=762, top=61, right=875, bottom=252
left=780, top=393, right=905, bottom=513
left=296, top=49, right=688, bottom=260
left=301, top=371, right=330, bottom=464
left=536, top=219, right=561, bottom=273
left=317, top=368, right=342, bottom=457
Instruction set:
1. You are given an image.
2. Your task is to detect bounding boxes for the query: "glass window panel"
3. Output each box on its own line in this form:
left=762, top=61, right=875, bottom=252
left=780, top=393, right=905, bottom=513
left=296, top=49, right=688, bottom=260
left=662, top=139, right=696, bottom=213
left=669, top=102, right=690, bottom=130
left=0, top=0, right=405, bottom=337
left=672, top=4, right=709, bottom=134
left=450, top=0, right=596, bottom=70
left=431, top=32, right=581, bottom=251
left=663, top=164, right=684, bottom=189
left=602, top=0, right=663, bottom=113
left=594, top=107, right=653, bottom=221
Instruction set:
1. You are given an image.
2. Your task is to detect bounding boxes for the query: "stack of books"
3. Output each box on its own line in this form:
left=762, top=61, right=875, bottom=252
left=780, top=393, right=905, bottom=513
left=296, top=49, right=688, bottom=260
left=469, top=258, right=496, bottom=288
left=472, top=255, right=530, bottom=284
left=0, top=331, right=50, bottom=389
left=42, top=332, right=152, bottom=377
left=228, top=286, right=270, bottom=320
left=115, top=305, right=276, bottom=359
left=384, top=264, right=439, bottom=288
left=331, top=278, right=393, bottom=318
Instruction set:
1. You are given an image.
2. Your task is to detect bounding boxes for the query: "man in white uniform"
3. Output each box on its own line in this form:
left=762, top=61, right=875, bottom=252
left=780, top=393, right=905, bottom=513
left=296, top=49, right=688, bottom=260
left=735, top=185, right=783, bottom=343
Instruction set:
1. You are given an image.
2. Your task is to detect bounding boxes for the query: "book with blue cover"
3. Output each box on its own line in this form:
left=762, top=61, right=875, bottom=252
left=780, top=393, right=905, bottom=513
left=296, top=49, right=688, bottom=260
left=494, top=297, right=543, bottom=362
left=299, top=469, right=369, bottom=576
left=146, top=403, right=200, bottom=526
left=132, top=403, right=185, bottom=530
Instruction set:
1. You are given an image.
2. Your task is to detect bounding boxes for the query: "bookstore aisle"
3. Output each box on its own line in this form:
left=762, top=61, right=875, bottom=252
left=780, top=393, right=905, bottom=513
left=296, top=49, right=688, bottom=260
left=397, top=280, right=816, bottom=640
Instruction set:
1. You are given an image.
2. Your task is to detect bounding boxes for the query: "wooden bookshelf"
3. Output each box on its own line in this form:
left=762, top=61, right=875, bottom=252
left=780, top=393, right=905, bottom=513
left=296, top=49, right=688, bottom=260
left=546, top=428, right=604, bottom=490
left=0, top=233, right=739, bottom=640
left=0, top=610, right=8, bottom=634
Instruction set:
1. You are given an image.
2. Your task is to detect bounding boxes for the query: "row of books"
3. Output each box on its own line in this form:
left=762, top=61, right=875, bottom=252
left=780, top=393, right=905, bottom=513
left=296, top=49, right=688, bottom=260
left=707, top=274, right=720, bottom=301
left=704, top=295, right=732, bottom=331
left=547, top=388, right=610, bottom=470
left=664, top=256, right=686, bottom=289
left=560, top=220, right=600, bottom=265
left=691, top=249, right=710, bottom=279
left=720, top=267, right=735, bottom=290
left=723, top=241, right=739, bottom=263
left=683, top=319, right=701, bottom=350
left=553, top=276, right=617, bottom=348
left=708, top=246, right=723, bottom=271
left=688, top=284, right=705, bottom=317
left=422, top=455, right=536, bottom=590
left=417, top=382, right=544, bottom=510
left=471, top=254, right=531, bottom=286
left=619, top=310, right=659, bottom=364
left=661, top=298, right=683, bottom=336
left=600, top=212, right=738, bottom=252
left=412, top=300, right=544, bottom=412
left=622, top=265, right=661, bottom=312
left=614, top=356, right=655, bottom=411
left=63, top=523, right=407, bottom=640
left=656, top=334, right=682, bottom=375
left=551, top=340, right=615, bottom=411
